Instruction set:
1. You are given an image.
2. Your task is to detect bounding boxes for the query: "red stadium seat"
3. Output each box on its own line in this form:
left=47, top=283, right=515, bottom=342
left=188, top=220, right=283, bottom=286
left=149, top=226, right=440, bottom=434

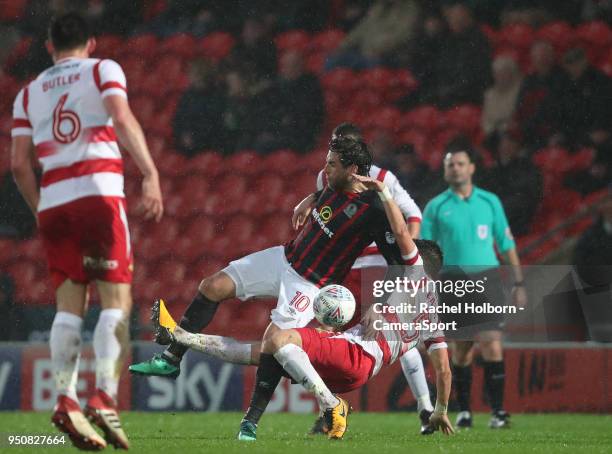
left=305, top=52, right=326, bottom=74
left=199, top=32, right=235, bottom=61
left=310, top=29, right=345, bottom=53
left=569, top=148, right=595, bottom=171
left=226, top=150, right=262, bottom=176
left=94, top=35, right=124, bottom=60
left=253, top=174, right=286, bottom=199
left=0, top=0, right=27, bottom=21
left=160, top=33, right=197, bottom=59
left=125, top=34, right=159, bottom=59
left=131, top=96, right=156, bottom=126
left=363, top=106, right=402, bottom=131
left=360, top=68, right=395, bottom=93
left=321, top=68, right=359, bottom=94
left=444, top=104, right=481, bottom=137
left=188, top=151, right=225, bottom=177
left=257, top=216, right=294, bottom=246
left=402, top=105, right=443, bottom=133
left=576, top=21, right=612, bottom=48
left=263, top=149, right=299, bottom=174
left=397, top=130, right=430, bottom=158
left=156, top=152, right=187, bottom=177
left=386, top=69, right=419, bottom=101
left=499, top=24, right=535, bottom=50
left=536, top=22, right=575, bottom=53
left=275, top=30, right=310, bottom=53
left=532, top=147, right=572, bottom=173
left=350, top=90, right=384, bottom=109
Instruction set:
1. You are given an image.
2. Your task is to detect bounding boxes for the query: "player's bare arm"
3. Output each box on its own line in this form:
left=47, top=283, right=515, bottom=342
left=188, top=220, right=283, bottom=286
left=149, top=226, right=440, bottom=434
left=10, top=135, right=39, bottom=217
left=104, top=95, right=163, bottom=222
left=500, top=248, right=527, bottom=307
left=292, top=193, right=316, bottom=230
left=352, top=174, right=416, bottom=257
left=427, top=347, right=455, bottom=435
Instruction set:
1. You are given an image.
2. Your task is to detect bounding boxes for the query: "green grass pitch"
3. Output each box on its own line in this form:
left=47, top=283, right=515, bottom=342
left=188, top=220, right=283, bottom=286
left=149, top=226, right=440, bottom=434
left=1, top=412, right=611, bottom=453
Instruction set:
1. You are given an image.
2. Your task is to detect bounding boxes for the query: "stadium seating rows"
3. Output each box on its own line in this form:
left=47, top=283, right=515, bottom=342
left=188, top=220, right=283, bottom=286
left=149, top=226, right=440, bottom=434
left=2, top=21, right=610, bottom=309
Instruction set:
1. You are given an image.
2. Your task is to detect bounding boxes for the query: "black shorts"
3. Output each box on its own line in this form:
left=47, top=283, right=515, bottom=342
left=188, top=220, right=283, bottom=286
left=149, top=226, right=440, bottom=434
left=438, top=267, right=507, bottom=340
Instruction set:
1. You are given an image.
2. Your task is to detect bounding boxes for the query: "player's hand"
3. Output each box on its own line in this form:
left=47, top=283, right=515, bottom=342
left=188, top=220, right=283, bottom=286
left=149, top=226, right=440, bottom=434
left=141, top=174, right=164, bottom=222
left=511, top=285, right=527, bottom=308
left=292, top=204, right=312, bottom=231
left=292, top=194, right=315, bottom=230
left=351, top=173, right=385, bottom=192
left=429, top=413, right=454, bottom=435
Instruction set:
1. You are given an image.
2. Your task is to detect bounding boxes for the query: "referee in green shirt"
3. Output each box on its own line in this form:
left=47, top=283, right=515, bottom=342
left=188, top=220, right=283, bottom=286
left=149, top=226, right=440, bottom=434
left=421, top=145, right=527, bottom=430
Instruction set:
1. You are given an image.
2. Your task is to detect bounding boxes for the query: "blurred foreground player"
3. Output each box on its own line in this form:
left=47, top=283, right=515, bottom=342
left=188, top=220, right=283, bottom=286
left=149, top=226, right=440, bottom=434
left=155, top=175, right=454, bottom=440
left=10, top=13, right=163, bottom=450
left=307, top=122, right=435, bottom=435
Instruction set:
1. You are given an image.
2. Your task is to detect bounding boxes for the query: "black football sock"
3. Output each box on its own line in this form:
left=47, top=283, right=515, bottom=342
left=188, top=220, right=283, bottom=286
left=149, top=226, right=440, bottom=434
left=163, top=292, right=219, bottom=362
left=452, top=363, right=472, bottom=412
left=243, top=353, right=285, bottom=426
left=483, top=360, right=505, bottom=413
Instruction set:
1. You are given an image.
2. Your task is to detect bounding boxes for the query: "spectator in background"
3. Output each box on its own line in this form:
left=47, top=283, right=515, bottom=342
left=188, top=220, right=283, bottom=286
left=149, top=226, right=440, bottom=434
left=325, top=0, right=420, bottom=70
left=0, top=274, right=22, bottom=341
left=0, top=171, right=36, bottom=238
left=482, top=130, right=542, bottom=236
left=554, top=47, right=612, bottom=149
left=227, top=17, right=277, bottom=90
left=389, top=144, right=440, bottom=208
left=336, top=0, right=373, bottom=32
left=514, top=40, right=565, bottom=151
left=173, top=59, right=225, bottom=156
left=424, top=0, right=492, bottom=107
left=221, top=70, right=258, bottom=152
left=481, top=56, right=523, bottom=141
left=573, top=185, right=612, bottom=342
left=565, top=138, right=612, bottom=196
left=258, top=51, right=324, bottom=153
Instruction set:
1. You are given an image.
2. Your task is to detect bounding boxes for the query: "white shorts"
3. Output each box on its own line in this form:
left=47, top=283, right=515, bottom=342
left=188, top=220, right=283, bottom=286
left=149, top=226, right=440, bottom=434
left=222, top=246, right=320, bottom=329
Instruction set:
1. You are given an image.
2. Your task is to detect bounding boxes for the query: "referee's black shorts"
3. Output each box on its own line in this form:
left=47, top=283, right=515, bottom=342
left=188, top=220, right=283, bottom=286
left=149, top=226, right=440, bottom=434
left=438, top=267, right=507, bottom=340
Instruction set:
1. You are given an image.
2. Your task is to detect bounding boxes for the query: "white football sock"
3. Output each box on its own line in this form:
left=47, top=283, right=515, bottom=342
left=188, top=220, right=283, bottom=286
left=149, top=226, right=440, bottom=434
left=93, top=308, right=124, bottom=401
left=50, top=311, right=83, bottom=402
left=274, top=344, right=339, bottom=410
left=400, top=348, right=433, bottom=412
left=173, top=327, right=252, bottom=365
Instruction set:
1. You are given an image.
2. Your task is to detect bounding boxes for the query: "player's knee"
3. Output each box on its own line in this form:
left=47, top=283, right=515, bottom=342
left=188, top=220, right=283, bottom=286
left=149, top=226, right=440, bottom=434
left=198, top=272, right=233, bottom=302
left=263, top=330, right=293, bottom=354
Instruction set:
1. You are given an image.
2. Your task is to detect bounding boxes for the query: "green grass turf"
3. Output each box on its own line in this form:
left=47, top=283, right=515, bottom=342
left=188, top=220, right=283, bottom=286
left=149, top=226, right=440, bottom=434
left=1, top=412, right=611, bottom=453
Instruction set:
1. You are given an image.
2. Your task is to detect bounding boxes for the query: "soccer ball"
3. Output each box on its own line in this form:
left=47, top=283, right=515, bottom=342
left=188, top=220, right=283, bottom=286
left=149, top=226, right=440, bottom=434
left=313, top=284, right=356, bottom=328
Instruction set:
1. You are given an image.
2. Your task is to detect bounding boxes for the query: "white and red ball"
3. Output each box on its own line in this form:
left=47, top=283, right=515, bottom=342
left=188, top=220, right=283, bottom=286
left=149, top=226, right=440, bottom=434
left=313, top=284, right=356, bottom=328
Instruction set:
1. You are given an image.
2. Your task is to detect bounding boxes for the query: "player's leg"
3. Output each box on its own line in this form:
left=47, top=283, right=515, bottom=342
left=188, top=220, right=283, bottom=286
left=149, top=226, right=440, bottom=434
left=153, top=298, right=261, bottom=365
left=451, top=340, right=475, bottom=428
left=130, top=246, right=285, bottom=377
left=399, top=348, right=436, bottom=434
left=478, top=330, right=510, bottom=428
left=84, top=281, right=131, bottom=449
left=51, top=280, right=107, bottom=450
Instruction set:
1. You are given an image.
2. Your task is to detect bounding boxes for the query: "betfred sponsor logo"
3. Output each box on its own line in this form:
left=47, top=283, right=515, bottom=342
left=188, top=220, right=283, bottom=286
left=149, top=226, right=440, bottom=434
left=21, top=346, right=131, bottom=410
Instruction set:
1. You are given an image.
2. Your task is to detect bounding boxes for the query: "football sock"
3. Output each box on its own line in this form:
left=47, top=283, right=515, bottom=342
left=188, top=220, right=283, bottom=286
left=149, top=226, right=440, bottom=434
left=93, top=308, right=125, bottom=400
left=274, top=344, right=339, bottom=410
left=400, top=348, right=433, bottom=412
left=452, top=363, right=472, bottom=412
left=244, top=353, right=285, bottom=425
left=164, top=292, right=219, bottom=361
left=483, top=360, right=505, bottom=412
left=173, top=327, right=252, bottom=365
left=50, top=311, right=83, bottom=402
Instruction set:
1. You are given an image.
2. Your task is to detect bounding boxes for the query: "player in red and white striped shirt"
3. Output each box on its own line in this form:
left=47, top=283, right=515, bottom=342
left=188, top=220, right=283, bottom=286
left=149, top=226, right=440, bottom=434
left=10, top=13, right=163, bottom=450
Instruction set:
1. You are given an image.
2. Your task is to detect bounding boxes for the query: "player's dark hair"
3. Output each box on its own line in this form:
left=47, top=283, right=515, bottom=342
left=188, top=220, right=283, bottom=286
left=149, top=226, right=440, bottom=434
left=332, top=122, right=363, bottom=141
left=49, top=13, right=91, bottom=52
left=445, top=136, right=476, bottom=163
left=329, top=136, right=372, bottom=176
left=414, top=239, right=443, bottom=278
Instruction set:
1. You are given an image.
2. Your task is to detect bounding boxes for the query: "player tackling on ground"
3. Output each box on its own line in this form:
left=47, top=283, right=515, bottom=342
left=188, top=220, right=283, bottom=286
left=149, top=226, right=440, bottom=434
left=11, top=13, right=163, bottom=450
left=309, top=123, right=435, bottom=434
left=153, top=174, right=455, bottom=440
